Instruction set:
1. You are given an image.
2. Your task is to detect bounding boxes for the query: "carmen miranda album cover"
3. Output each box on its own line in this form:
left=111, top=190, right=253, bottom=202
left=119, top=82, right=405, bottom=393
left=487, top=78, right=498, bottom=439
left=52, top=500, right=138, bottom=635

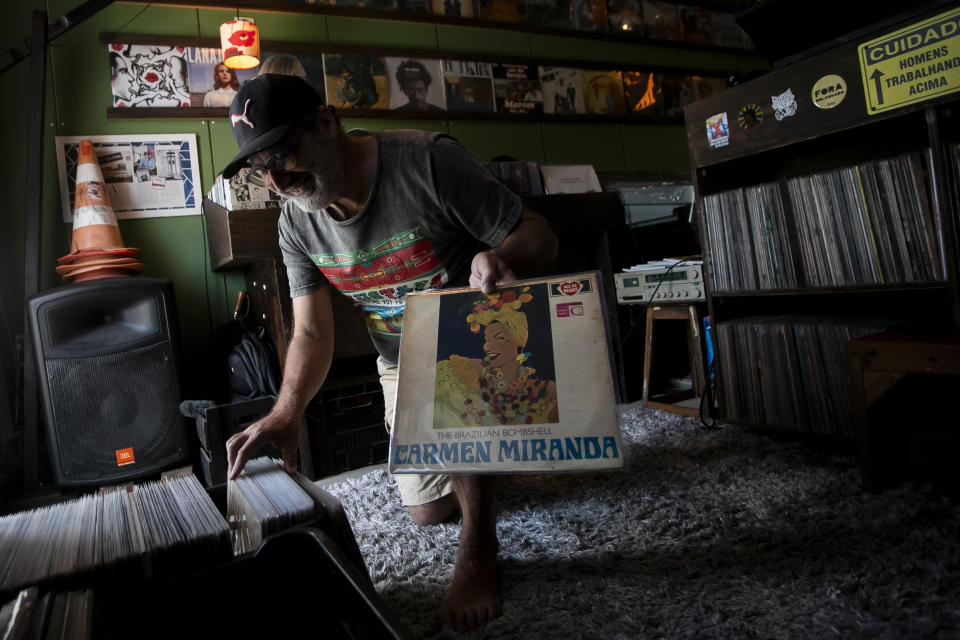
left=390, top=271, right=623, bottom=474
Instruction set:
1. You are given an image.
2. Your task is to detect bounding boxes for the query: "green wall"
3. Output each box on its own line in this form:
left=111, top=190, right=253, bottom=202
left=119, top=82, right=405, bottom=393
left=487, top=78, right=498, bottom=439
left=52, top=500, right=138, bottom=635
left=0, top=1, right=765, bottom=400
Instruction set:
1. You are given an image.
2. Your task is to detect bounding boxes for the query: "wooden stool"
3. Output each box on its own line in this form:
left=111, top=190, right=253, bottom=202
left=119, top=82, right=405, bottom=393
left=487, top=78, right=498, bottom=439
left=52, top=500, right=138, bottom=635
left=642, top=304, right=706, bottom=417
left=847, top=330, right=960, bottom=491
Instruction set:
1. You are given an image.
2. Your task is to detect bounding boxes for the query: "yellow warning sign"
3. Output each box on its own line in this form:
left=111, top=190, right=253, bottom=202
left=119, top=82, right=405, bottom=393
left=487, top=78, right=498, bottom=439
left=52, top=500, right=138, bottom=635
left=858, top=6, right=960, bottom=114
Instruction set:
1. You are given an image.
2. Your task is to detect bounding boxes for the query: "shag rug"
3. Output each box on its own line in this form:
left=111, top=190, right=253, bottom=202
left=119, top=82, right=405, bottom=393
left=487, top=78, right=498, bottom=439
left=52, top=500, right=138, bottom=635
left=322, top=404, right=960, bottom=639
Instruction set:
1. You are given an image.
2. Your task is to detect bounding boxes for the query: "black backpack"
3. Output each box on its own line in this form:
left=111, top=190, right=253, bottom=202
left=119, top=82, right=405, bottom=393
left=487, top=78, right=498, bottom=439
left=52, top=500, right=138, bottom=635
left=210, top=321, right=281, bottom=404
left=227, top=326, right=281, bottom=402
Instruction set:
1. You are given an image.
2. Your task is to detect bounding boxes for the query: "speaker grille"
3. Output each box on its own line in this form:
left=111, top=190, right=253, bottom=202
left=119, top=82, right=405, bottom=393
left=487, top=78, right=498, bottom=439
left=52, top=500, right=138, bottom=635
left=44, top=341, right=187, bottom=483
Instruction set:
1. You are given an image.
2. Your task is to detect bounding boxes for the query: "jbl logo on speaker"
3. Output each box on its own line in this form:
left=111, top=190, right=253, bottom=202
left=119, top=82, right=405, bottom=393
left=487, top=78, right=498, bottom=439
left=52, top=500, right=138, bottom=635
left=116, top=448, right=136, bottom=467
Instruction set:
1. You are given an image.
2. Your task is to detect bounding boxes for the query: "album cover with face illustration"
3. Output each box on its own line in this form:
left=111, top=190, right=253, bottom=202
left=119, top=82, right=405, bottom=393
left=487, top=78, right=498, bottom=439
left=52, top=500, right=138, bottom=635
left=390, top=271, right=622, bottom=474
left=108, top=44, right=190, bottom=107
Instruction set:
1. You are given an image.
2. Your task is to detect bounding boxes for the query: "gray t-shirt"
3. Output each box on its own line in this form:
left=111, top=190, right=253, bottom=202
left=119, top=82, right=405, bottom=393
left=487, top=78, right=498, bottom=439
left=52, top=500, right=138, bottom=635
left=278, top=129, right=524, bottom=365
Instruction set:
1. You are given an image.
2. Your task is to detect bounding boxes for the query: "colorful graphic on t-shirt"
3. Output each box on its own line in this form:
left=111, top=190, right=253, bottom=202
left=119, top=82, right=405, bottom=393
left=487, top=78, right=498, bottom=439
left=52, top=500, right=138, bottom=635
left=310, top=227, right=448, bottom=340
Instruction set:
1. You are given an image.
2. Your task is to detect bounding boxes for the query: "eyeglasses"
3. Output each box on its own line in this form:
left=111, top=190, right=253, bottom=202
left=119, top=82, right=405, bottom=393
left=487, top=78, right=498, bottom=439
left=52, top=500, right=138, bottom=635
left=243, top=151, right=295, bottom=185
left=242, top=112, right=320, bottom=185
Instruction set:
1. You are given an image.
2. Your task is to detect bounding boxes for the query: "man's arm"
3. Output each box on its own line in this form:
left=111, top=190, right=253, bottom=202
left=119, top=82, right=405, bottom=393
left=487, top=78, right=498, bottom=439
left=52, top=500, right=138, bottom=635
left=470, top=206, right=558, bottom=293
left=225, top=286, right=336, bottom=480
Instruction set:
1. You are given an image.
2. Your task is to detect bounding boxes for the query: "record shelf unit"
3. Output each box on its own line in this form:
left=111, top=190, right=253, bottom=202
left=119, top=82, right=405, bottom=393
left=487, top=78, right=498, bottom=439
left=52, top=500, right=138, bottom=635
left=683, top=5, right=960, bottom=446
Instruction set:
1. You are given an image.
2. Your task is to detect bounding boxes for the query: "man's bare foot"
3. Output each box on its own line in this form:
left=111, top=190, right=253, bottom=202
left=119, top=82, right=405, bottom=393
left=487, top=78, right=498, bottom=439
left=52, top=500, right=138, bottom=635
left=438, top=528, right=501, bottom=632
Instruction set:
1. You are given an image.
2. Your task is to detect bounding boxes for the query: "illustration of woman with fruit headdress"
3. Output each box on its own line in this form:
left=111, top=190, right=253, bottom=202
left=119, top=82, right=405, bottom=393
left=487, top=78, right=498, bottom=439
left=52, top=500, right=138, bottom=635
left=434, top=285, right=559, bottom=428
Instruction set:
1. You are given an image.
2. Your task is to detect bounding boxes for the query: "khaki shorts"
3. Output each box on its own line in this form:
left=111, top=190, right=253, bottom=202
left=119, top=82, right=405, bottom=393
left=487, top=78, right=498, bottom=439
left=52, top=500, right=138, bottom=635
left=377, top=357, right=454, bottom=507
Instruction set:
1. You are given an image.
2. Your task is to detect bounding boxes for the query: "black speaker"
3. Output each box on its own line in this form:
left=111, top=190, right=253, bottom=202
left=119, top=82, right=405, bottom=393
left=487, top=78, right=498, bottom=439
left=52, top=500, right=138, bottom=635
left=27, top=278, right=190, bottom=487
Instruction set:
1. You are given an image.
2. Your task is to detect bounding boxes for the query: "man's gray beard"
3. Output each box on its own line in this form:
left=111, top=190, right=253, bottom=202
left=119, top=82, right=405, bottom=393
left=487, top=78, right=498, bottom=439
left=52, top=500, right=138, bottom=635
left=286, top=145, right=345, bottom=213
left=286, top=175, right=336, bottom=213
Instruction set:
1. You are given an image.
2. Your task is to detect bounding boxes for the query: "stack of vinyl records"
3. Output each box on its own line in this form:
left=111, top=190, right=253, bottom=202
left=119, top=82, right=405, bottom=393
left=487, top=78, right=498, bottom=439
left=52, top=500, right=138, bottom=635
left=787, top=153, right=941, bottom=287
left=0, top=474, right=231, bottom=596
left=715, top=316, right=893, bottom=437
left=700, top=151, right=943, bottom=292
left=700, top=182, right=798, bottom=291
left=228, top=457, right=318, bottom=555
left=56, top=139, right=144, bottom=283
left=0, top=587, right=93, bottom=640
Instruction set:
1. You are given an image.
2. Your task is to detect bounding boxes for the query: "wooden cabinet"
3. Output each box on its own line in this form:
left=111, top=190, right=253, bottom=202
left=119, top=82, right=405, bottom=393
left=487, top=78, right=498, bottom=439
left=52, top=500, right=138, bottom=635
left=684, top=4, right=960, bottom=439
left=203, top=201, right=281, bottom=271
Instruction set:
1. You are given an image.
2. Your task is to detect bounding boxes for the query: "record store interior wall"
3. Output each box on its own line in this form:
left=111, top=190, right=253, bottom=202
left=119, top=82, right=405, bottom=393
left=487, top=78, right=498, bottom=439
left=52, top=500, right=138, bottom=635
left=0, top=0, right=765, bottom=399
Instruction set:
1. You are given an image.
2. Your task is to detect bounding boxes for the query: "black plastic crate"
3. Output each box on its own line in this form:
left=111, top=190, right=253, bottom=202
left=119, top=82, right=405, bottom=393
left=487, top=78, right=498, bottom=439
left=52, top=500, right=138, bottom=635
left=306, top=375, right=389, bottom=478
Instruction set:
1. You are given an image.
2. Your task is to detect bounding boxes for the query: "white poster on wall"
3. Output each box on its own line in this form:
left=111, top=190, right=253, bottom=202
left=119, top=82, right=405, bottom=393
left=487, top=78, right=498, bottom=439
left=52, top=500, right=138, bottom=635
left=55, top=134, right=201, bottom=222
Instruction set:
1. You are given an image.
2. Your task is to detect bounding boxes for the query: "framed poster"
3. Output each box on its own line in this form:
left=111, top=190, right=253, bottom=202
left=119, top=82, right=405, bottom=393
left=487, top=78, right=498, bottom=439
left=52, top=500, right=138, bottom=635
left=55, top=134, right=201, bottom=222
left=390, top=271, right=622, bottom=474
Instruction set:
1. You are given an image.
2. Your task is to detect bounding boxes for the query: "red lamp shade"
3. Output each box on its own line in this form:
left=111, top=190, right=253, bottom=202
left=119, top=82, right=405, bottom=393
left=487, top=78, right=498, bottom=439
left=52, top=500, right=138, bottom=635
left=220, top=17, right=260, bottom=70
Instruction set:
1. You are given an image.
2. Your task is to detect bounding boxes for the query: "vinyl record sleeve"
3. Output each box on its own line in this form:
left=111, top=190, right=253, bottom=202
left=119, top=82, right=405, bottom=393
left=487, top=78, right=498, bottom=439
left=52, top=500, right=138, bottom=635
left=389, top=272, right=623, bottom=474
left=322, top=54, right=390, bottom=110
left=443, top=59, right=495, bottom=112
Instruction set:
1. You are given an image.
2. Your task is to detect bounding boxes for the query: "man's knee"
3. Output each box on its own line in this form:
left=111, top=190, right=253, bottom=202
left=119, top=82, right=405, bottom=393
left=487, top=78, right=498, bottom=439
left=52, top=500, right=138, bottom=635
left=407, top=493, right=459, bottom=526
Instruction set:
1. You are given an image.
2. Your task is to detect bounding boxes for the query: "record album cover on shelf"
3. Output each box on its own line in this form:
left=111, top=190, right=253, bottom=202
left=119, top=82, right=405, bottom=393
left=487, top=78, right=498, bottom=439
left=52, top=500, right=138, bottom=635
left=260, top=50, right=327, bottom=98
left=386, top=57, right=447, bottom=111
left=540, top=66, right=585, bottom=114
left=582, top=70, right=625, bottom=114
left=476, top=0, right=525, bottom=22
left=185, top=47, right=258, bottom=107
left=678, top=5, right=711, bottom=45
left=443, top=59, right=496, bottom=112
left=573, top=0, right=608, bottom=32
left=323, top=54, right=390, bottom=110
left=640, top=0, right=681, bottom=41
left=108, top=44, right=191, bottom=107
left=390, top=272, right=622, bottom=474
left=623, top=71, right=664, bottom=114
left=525, top=0, right=576, bottom=29
left=493, top=62, right=543, bottom=114
left=606, top=0, right=643, bottom=33
left=429, top=0, right=476, bottom=17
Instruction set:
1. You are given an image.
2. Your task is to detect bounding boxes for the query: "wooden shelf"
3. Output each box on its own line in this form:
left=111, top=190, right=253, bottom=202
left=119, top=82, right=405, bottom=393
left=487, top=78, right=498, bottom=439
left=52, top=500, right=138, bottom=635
left=709, top=285, right=953, bottom=327
left=113, top=0, right=759, bottom=56
left=710, top=283, right=950, bottom=298
left=103, top=29, right=743, bottom=122
left=108, top=105, right=682, bottom=123
left=100, top=32, right=737, bottom=77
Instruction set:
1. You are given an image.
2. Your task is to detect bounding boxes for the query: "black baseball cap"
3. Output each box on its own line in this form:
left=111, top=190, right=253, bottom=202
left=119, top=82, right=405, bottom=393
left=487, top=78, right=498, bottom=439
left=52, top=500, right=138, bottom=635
left=221, top=74, right=324, bottom=179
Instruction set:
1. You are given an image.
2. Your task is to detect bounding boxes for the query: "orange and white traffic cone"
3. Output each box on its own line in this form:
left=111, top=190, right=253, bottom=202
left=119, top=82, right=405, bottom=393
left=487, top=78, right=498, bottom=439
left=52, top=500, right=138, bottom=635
left=57, top=139, right=143, bottom=282
left=69, top=139, right=125, bottom=253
